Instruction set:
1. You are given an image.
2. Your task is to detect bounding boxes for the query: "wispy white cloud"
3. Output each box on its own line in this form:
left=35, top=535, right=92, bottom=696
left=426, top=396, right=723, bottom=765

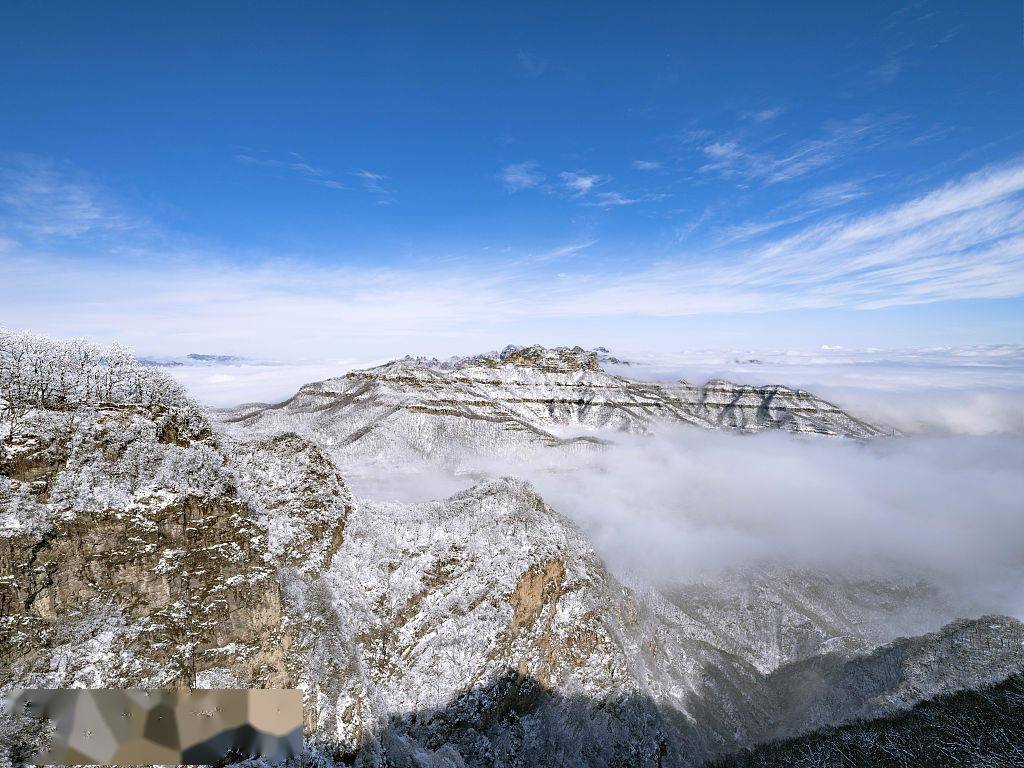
left=632, top=160, right=661, bottom=171
left=703, top=140, right=742, bottom=160
left=694, top=115, right=887, bottom=185
left=234, top=150, right=349, bottom=190
left=559, top=171, right=604, bottom=195
left=235, top=153, right=397, bottom=199
left=0, top=154, right=140, bottom=239
left=929, top=25, right=962, bottom=48
left=799, top=179, right=869, bottom=208
left=871, top=58, right=904, bottom=84
left=4, top=157, right=1024, bottom=357
left=740, top=107, right=785, bottom=122
left=505, top=163, right=645, bottom=207
left=515, top=50, right=548, bottom=77
left=499, top=161, right=545, bottom=192
left=352, top=169, right=394, bottom=203
left=717, top=180, right=870, bottom=244
left=716, top=212, right=812, bottom=244
left=533, top=240, right=598, bottom=262
left=353, top=169, right=386, bottom=191
left=712, top=160, right=1024, bottom=309
left=237, top=151, right=393, bottom=199
left=581, top=191, right=640, bottom=207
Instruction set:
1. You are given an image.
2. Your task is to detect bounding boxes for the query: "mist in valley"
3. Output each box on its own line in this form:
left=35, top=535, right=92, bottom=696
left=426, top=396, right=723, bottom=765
left=348, top=425, right=1024, bottom=628
left=163, top=345, right=1024, bottom=636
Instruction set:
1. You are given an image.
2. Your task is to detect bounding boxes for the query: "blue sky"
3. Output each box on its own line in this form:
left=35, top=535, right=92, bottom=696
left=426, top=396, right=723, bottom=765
left=1, top=0, right=1023, bottom=359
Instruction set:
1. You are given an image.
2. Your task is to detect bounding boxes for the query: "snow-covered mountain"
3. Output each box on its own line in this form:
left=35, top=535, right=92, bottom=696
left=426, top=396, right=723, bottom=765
left=1, top=332, right=1019, bottom=767
left=217, top=344, right=890, bottom=472
left=137, top=352, right=250, bottom=367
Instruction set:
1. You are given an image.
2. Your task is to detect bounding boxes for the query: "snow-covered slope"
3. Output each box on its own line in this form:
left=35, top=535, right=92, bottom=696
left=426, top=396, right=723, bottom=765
left=0, top=395, right=665, bottom=763
left=217, top=345, right=890, bottom=470
left=4, top=400, right=1016, bottom=764
left=3, top=400, right=1018, bottom=766
left=2, top=332, right=1016, bottom=767
left=762, top=615, right=1024, bottom=741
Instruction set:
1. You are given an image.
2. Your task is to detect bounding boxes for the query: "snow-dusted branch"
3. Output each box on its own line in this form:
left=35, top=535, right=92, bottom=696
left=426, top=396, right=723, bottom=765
left=0, top=328, right=192, bottom=441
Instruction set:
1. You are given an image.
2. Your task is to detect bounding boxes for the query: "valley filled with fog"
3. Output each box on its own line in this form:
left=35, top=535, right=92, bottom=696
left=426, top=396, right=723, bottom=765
left=351, top=427, right=1024, bottom=622
left=169, top=344, right=1024, bottom=630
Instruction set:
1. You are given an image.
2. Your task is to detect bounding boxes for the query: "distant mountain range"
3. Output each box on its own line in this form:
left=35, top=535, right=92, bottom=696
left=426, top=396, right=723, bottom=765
left=137, top=352, right=249, bottom=366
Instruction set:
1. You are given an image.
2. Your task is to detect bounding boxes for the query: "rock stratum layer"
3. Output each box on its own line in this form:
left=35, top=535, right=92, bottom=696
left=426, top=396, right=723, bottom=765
left=219, top=345, right=889, bottom=470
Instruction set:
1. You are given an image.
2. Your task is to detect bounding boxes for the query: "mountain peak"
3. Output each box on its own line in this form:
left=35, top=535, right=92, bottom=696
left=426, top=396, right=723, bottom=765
left=454, top=343, right=630, bottom=373
left=220, top=342, right=892, bottom=475
left=494, top=344, right=604, bottom=372
left=369, top=344, right=625, bottom=375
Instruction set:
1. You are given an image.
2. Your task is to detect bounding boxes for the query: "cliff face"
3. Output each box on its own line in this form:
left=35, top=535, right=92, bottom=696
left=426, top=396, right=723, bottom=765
left=318, top=477, right=671, bottom=765
left=0, top=403, right=292, bottom=691
left=0, top=399, right=670, bottom=765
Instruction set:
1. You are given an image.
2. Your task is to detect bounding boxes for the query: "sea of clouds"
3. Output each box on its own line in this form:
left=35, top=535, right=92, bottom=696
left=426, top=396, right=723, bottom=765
left=349, top=428, right=1024, bottom=621
left=160, top=357, right=379, bottom=407
left=166, top=344, right=1024, bottom=621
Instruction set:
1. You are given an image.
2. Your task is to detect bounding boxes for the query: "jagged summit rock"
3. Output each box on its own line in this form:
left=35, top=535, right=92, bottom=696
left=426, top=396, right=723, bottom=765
left=391, top=344, right=622, bottom=373
left=490, top=344, right=605, bottom=372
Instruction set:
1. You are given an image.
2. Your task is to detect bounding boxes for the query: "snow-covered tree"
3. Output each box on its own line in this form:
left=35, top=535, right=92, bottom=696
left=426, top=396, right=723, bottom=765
left=0, top=328, right=194, bottom=442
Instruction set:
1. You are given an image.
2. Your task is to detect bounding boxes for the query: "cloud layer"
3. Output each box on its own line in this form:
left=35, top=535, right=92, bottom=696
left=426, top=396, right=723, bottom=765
left=2, top=155, right=1023, bottom=357
left=352, top=427, right=1024, bottom=624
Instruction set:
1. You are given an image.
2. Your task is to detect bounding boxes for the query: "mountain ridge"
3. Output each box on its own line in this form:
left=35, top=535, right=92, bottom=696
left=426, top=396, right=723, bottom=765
left=217, top=344, right=892, bottom=473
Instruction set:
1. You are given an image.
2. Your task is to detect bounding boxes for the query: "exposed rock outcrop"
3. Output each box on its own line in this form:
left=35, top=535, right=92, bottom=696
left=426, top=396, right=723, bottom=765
left=0, top=404, right=291, bottom=690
